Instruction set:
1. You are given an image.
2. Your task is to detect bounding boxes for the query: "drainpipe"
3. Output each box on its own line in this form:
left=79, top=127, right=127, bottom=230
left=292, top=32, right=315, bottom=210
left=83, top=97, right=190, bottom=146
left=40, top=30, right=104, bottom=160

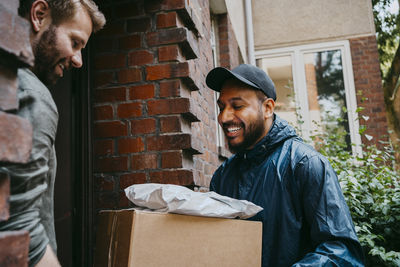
left=245, top=0, right=255, bottom=65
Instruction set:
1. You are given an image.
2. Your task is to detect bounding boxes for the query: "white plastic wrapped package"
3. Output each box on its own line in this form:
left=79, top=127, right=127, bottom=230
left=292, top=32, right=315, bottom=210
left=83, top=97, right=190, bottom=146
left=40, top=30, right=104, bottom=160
left=124, top=183, right=263, bottom=219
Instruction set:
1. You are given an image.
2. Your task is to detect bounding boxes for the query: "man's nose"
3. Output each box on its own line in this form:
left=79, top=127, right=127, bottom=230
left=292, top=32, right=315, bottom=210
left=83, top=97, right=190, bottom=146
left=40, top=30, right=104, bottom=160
left=218, top=107, right=233, bottom=124
left=71, top=51, right=83, bottom=68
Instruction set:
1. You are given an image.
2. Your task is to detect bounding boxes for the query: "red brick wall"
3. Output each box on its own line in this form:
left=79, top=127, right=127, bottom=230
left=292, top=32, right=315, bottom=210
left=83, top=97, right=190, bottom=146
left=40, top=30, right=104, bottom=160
left=350, top=35, right=389, bottom=145
left=92, top=0, right=226, bottom=210
left=217, top=13, right=241, bottom=69
left=0, top=1, right=33, bottom=265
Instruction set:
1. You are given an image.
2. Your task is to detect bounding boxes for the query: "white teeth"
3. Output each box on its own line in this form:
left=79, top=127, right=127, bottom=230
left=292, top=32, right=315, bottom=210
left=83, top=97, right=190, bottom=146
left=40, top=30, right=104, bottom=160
left=59, top=64, right=65, bottom=70
left=227, top=127, right=241, bottom=133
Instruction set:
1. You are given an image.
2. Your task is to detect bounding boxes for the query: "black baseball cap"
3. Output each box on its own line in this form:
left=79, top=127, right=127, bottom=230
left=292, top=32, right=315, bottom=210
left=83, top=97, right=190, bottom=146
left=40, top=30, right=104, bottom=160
left=206, top=64, right=276, bottom=100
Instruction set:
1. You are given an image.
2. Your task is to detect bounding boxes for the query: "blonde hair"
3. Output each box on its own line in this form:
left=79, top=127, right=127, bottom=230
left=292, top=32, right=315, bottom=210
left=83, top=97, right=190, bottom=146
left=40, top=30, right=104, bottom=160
left=19, top=0, right=106, bottom=32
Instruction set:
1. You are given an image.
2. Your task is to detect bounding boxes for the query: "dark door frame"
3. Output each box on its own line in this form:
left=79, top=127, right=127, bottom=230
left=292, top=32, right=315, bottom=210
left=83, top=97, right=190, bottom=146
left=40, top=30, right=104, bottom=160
left=71, top=45, right=93, bottom=267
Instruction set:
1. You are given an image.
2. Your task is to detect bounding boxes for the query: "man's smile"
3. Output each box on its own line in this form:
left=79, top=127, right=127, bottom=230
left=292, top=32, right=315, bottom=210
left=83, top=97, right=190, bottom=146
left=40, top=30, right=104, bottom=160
left=223, top=124, right=244, bottom=138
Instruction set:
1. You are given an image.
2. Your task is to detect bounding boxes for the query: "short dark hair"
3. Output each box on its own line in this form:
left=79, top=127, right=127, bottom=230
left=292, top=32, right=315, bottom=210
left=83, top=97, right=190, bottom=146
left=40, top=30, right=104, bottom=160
left=19, top=0, right=106, bottom=32
left=254, top=89, right=268, bottom=104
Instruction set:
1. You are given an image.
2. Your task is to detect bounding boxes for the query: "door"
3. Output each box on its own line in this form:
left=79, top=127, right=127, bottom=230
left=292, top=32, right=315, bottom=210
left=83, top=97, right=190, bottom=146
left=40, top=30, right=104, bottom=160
left=51, top=47, right=93, bottom=266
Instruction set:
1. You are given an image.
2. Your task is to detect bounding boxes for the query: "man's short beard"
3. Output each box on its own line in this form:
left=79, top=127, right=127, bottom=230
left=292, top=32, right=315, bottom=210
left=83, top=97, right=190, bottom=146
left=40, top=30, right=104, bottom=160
left=228, top=106, right=266, bottom=154
left=32, top=25, right=61, bottom=86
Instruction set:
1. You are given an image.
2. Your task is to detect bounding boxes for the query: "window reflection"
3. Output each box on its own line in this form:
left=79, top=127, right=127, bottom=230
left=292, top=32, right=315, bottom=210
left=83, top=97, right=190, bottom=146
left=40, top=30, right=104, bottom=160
left=256, top=56, right=299, bottom=130
left=304, top=50, right=351, bottom=149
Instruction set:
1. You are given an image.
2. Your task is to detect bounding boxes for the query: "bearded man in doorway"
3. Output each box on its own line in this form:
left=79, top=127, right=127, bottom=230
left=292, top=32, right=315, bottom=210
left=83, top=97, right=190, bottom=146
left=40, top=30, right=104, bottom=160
left=0, top=1, right=105, bottom=266
left=206, top=64, right=365, bottom=266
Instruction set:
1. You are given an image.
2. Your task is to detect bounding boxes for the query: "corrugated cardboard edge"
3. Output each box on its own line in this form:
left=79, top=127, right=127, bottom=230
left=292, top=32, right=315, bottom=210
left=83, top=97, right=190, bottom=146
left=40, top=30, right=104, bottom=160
left=95, top=209, right=136, bottom=267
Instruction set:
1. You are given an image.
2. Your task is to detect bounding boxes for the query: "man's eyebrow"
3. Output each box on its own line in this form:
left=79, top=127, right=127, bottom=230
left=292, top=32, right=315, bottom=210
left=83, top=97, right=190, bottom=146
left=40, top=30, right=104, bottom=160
left=229, top=97, right=244, bottom=102
left=217, top=97, right=245, bottom=105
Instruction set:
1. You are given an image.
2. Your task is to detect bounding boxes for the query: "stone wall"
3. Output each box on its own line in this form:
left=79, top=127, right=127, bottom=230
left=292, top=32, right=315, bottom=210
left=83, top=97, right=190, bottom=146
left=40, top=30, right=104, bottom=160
left=0, top=1, right=33, bottom=265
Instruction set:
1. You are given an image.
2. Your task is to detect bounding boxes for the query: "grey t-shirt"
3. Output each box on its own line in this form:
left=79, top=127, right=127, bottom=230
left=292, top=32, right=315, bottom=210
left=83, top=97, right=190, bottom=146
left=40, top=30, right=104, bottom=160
left=0, top=68, right=58, bottom=266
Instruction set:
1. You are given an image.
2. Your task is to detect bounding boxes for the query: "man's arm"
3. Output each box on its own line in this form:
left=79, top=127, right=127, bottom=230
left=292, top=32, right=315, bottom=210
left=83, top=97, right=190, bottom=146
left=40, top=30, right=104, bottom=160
left=293, top=155, right=364, bottom=266
left=35, top=245, right=61, bottom=267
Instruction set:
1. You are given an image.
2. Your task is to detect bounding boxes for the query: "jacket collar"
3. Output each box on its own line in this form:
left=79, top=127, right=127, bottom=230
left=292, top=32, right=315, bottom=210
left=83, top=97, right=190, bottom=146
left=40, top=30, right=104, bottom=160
left=236, top=115, right=298, bottom=161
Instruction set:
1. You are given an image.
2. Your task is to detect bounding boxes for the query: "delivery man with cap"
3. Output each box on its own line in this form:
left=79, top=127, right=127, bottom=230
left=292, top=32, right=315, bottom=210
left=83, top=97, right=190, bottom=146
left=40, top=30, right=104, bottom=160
left=206, top=64, right=364, bottom=266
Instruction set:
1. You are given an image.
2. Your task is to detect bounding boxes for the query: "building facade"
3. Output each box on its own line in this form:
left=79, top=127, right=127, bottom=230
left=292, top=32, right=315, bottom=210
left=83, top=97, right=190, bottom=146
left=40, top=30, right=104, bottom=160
left=0, top=0, right=388, bottom=266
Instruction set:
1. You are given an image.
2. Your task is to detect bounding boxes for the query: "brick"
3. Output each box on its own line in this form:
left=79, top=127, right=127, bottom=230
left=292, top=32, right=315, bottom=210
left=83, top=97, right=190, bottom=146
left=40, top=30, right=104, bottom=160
left=119, top=35, right=141, bottom=50
left=147, top=134, right=191, bottom=151
left=160, top=116, right=181, bottom=133
left=117, top=68, right=142, bottom=84
left=129, top=84, right=155, bottom=100
left=146, top=28, right=198, bottom=59
left=159, top=79, right=181, bottom=97
left=93, top=121, right=128, bottom=138
left=156, top=12, right=178, bottom=29
left=0, top=7, right=34, bottom=66
left=0, top=231, right=29, bottom=267
left=145, top=0, right=186, bottom=13
left=146, top=62, right=189, bottom=81
left=93, top=105, right=113, bottom=121
left=147, top=98, right=190, bottom=115
left=95, top=176, right=115, bottom=192
left=118, top=193, right=131, bottom=208
left=128, top=50, right=154, bottom=66
left=350, top=35, right=388, bottom=146
left=94, top=156, right=129, bottom=172
left=0, top=173, right=9, bottom=221
left=118, top=137, right=145, bottom=154
left=93, top=71, right=114, bottom=88
left=115, top=2, right=144, bottom=18
left=96, top=192, right=118, bottom=209
left=0, top=112, right=32, bottom=163
left=149, top=170, right=193, bottom=185
left=127, top=17, right=151, bottom=32
left=161, top=151, right=183, bottom=168
left=131, top=153, right=158, bottom=170
left=94, top=87, right=126, bottom=103
left=120, top=173, right=146, bottom=189
left=131, top=118, right=156, bottom=134
left=94, top=139, right=114, bottom=156
left=94, top=53, right=126, bottom=70
left=0, top=64, right=18, bottom=110
left=146, top=28, right=187, bottom=46
left=158, top=45, right=183, bottom=62
left=117, top=102, right=142, bottom=118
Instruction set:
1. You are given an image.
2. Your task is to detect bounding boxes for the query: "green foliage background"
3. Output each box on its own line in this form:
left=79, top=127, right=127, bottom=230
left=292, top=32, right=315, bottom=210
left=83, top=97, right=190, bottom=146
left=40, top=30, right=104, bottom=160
left=310, top=118, right=400, bottom=266
left=372, top=0, right=400, bottom=78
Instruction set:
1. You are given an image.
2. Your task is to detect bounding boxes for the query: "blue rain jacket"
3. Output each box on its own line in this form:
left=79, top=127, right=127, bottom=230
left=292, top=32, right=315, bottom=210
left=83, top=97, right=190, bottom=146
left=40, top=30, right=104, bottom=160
left=210, top=115, right=364, bottom=267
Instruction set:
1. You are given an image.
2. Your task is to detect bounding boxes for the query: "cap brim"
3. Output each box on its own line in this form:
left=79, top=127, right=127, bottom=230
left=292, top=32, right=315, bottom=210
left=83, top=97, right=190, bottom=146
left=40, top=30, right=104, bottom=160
left=206, top=67, right=260, bottom=92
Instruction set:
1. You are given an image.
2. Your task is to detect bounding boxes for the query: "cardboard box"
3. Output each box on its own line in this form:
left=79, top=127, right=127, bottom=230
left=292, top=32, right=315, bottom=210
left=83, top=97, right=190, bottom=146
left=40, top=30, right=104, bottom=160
left=94, top=209, right=262, bottom=267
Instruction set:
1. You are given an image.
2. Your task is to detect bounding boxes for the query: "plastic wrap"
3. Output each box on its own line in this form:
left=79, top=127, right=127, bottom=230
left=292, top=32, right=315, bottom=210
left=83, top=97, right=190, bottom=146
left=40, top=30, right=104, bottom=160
left=124, top=183, right=263, bottom=219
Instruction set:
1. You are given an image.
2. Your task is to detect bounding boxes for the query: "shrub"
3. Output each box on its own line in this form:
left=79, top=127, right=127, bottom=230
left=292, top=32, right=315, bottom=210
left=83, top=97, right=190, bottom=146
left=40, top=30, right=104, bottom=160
left=310, top=120, right=400, bottom=266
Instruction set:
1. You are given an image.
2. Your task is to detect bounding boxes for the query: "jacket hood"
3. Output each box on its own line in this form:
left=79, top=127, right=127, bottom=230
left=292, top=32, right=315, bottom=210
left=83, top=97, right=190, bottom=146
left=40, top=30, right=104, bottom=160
left=237, top=115, right=299, bottom=160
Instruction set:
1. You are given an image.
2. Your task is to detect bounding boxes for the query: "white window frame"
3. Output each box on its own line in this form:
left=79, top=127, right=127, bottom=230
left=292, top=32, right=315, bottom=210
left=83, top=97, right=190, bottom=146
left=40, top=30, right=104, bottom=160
left=255, top=40, right=362, bottom=156
left=210, top=16, right=226, bottom=154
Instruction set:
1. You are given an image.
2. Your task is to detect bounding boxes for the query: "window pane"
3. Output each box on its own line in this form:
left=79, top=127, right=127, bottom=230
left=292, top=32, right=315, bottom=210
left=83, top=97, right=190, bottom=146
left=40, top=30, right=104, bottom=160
left=256, top=56, right=299, bottom=129
left=303, top=50, right=351, bottom=149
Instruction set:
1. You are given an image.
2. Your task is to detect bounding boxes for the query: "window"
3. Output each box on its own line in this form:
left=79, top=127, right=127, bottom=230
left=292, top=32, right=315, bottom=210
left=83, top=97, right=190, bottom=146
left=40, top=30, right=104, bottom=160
left=256, top=41, right=362, bottom=155
left=210, top=16, right=228, bottom=156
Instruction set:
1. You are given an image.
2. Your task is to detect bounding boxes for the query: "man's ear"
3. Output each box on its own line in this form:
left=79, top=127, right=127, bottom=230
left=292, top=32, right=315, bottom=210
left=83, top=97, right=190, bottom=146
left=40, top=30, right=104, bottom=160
left=262, top=98, right=275, bottom=119
left=30, top=0, right=51, bottom=32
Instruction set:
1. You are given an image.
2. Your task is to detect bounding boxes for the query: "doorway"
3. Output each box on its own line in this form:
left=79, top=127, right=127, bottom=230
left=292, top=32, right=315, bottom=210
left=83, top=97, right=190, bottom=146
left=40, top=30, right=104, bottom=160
left=50, top=48, right=93, bottom=266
